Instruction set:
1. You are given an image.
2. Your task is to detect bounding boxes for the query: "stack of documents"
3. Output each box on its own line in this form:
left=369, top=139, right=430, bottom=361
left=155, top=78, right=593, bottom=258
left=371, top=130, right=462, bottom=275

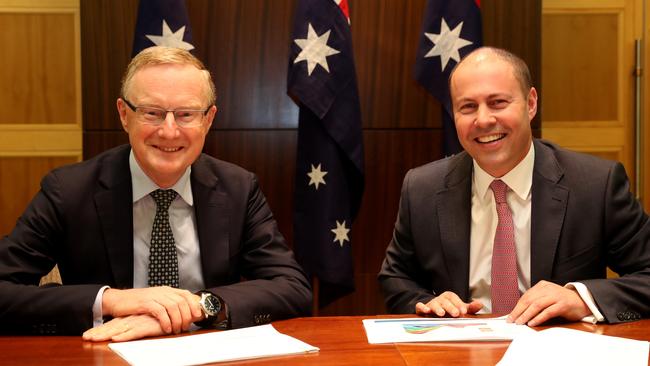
left=498, top=327, right=649, bottom=366
left=362, top=317, right=534, bottom=344
left=108, top=324, right=319, bottom=366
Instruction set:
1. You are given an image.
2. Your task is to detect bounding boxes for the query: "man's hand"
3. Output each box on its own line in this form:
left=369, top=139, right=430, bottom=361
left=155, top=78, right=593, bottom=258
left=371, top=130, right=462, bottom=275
left=83, top=314, right=166, bottom=342
left=416, top=291, right=484, bottom=317
left=102, top=287, right=204, bottom=334
left=507, top=280, right=591, bottom=326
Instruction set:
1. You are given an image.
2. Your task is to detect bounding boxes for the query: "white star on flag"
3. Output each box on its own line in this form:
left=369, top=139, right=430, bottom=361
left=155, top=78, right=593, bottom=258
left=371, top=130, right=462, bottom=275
left=331, top=220, right=350, bottom=247
left=293, top=23, right=340, bottom=76
left=307, top=164, right=328, bottom=190
left=424, top=18, right=473, bottom=71
left=146, top=20, right=195, bottom=51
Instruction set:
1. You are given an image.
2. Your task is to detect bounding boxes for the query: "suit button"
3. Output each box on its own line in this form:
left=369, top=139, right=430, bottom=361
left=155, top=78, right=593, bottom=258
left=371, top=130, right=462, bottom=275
left=617, top=311, right=638, bottom=321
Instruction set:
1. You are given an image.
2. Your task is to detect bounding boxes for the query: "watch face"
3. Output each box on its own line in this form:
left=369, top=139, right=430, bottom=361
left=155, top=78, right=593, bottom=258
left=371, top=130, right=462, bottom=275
left=203, top=294, right=221, bottom=316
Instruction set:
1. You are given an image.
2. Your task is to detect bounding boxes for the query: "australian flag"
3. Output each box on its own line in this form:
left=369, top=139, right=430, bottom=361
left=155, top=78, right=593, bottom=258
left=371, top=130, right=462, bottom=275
left=414, top=0, right=482, bottom=155
left=288, top=0, right=364, bottom=307
left=132, top=0, right=195, bottom=56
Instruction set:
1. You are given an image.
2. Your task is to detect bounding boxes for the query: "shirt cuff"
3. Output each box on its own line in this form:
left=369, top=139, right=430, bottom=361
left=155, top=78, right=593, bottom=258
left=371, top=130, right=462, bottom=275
left=92, top=286, right=111, bottom=327
left=565, top=282, right=605, bottom=324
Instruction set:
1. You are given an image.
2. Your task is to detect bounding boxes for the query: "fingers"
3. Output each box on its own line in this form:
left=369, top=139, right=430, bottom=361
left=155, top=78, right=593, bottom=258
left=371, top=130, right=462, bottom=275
left=507, top=281, right=591, bottom=326
left=416, top=291, right=478, bottom=318
left=110, top=315, right=165, bottom=342
left=509, top=294, right=554, bottom=326
left=172, top=292, right=203, bottom=332
left=415, top=302, right=433, bottom=315
left=83, top=315, right=165, bottom=342
left=467, top=299, right=484, bottom=314
left=82, top=318, right=128, bottom=342
left=149, top=298, right=174, bottom=334
left=103, top=287, right=203, bottom=334
left=151, top=290, right=186, bottom=334
left=437, top=293, right=465, bottom=317
left=179, top=292, right=205, bottom=325
left=507, top=281, right=551, bottom=324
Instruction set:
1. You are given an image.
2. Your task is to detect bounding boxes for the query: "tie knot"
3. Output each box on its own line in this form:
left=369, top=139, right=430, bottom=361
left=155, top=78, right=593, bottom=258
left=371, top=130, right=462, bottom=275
left=489, top=180, right=508, bottom=204
left=150, top=189, right=177, bottom=211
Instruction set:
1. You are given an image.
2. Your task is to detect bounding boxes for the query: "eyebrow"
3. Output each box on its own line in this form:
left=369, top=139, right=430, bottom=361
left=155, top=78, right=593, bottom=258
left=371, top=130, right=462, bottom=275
left=132, top=101, right=205, bottom=110
left=455, top=93, right=513, bottom=102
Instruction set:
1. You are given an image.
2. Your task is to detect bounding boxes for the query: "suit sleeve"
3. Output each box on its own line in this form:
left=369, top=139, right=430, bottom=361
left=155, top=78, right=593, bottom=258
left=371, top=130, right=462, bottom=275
left=0, top=172, right=104, bottom=335
left=582, top=162, right=650, bottom=323
left=378, top=170, right=436, bottom=313
left=204, top=175, right=312, bottom=328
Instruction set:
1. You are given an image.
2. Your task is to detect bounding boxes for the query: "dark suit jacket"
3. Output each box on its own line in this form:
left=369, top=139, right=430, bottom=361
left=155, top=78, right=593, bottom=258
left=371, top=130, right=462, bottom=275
left=379, top=139, right=650, bottom=323
left=0, top=144, right=311, bottom=334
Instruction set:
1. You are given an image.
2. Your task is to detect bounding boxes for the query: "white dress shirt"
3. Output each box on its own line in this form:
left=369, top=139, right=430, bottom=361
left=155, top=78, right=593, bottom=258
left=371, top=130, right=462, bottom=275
left=469, top=143, right=533, bottom=313
left=129, top=150, right=205, bottom=292
left=92, top=149, right=205, bottom=325
left=468, top=143, right=603, bottom=323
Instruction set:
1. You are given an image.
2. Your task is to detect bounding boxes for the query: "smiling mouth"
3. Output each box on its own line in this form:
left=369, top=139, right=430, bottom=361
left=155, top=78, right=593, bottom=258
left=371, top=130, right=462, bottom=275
left=154, top=145, right=182, bottom=153
left=476, top=134, right=506, bottom=144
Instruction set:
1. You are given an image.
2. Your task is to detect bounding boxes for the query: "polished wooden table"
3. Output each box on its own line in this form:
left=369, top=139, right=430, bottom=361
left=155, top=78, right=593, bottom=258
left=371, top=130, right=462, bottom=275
left=1, top=316, right=649, bottom=365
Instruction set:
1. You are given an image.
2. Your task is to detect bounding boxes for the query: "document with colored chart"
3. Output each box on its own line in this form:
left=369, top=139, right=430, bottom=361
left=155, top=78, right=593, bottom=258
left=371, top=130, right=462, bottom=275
left=362, top=317, right=535, bottom=344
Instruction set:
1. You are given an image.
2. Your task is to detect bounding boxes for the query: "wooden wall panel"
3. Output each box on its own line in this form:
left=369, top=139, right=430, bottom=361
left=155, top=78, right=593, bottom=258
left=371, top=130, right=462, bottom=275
left=79, top=0, right=137, bottom=131
left=644, top=0, right=650, bottom=210
left=541, top=0, right=637, bottom=187
left=0, top=12, right=76, bottom=124
left=543, top=14, right=618, bottom=122
left=0, top=0, right=82, bottom=285
left=189, top=0, right=299, bottom=129
left=352, top=0, right=440, bottom=129
left=81, top=0, right=541, bottom=316
left=0, top=157, right=77, bottom=235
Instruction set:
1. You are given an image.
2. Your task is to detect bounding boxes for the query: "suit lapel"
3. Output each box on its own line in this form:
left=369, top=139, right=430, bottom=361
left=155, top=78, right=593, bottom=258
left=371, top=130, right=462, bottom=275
left=94, top=146, right=134, bottom=288
left=191, top=156, right=230, bottom=287
left=437, top=153, right=473, bottom=301
left=530, top=140, right=569, bottom=284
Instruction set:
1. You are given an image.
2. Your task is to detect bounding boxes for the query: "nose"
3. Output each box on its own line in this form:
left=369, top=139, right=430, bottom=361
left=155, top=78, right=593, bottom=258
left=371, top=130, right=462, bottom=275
left=157, top=111, right=181, bottom=138
left=475, top=104, right=496, bottom=128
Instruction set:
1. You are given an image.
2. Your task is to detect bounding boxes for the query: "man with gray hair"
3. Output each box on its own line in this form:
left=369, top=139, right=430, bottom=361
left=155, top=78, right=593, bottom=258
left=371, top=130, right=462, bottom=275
left=0, top=46, right=311, bottom=341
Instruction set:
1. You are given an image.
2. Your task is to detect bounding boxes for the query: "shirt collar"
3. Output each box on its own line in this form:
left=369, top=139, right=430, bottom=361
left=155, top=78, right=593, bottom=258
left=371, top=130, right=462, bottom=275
left=129, top=149, right=194, bottom=205
left=472, top=142, right=535, bottom=201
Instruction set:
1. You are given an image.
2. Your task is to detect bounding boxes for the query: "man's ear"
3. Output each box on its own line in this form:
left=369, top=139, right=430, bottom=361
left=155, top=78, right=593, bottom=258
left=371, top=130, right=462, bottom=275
left=203, top=105, right=217, bottom=131
left=527, top=87, right=538, bottom=122
left=116, top=98, right=129, bottom=132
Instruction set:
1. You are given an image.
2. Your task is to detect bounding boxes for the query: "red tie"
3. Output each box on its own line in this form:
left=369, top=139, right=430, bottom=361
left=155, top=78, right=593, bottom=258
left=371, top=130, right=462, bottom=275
left=490, top=180, right=520, bottom=314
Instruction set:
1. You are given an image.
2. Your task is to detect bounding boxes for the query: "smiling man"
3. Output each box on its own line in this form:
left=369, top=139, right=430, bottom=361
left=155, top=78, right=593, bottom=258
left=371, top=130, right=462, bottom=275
left=379, top=47, right=650, bottom=325
left=0, top=47, right=311, bottom=341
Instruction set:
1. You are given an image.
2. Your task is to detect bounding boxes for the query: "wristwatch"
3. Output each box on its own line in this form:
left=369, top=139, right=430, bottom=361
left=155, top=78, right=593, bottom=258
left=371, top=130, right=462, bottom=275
left=196, top=291, right=229, bottom=329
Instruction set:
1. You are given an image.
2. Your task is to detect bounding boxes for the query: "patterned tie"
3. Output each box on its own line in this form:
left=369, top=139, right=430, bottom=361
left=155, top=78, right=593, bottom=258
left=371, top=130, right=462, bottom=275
left=489, top=180, right=520, bottom=314
left=148, top=189, right=179, bottom=288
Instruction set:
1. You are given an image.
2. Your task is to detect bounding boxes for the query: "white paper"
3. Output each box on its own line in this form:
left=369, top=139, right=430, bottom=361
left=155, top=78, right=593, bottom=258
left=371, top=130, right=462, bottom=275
left=498, top=327, right=649, bottom=366
left=108, top=324, right=319, bottom=366
left=362, top=316, right=535, bottom=344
